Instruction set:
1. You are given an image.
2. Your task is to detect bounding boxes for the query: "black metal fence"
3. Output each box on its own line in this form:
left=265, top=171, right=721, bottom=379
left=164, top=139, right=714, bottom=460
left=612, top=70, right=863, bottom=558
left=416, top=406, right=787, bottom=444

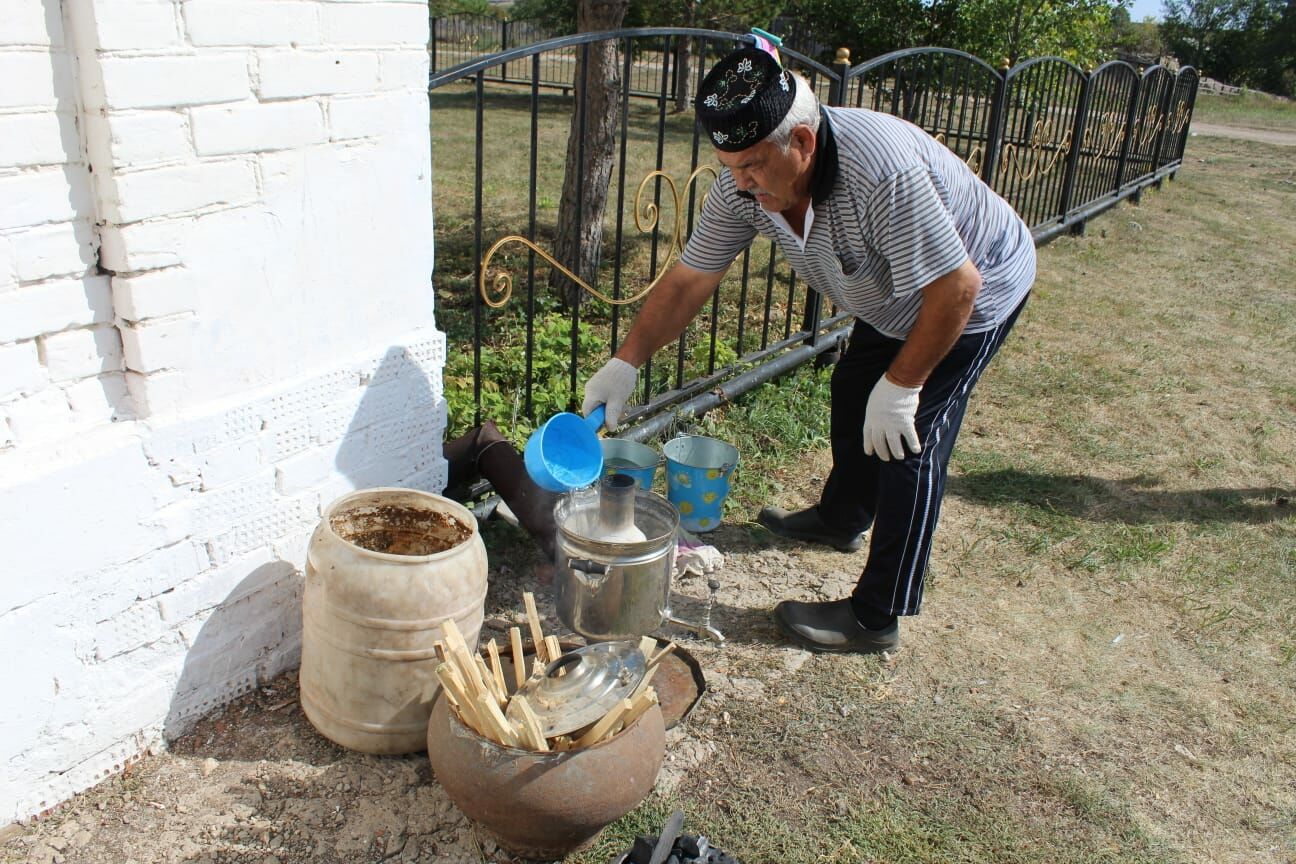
left=428, top=28, right=1198, bottom=446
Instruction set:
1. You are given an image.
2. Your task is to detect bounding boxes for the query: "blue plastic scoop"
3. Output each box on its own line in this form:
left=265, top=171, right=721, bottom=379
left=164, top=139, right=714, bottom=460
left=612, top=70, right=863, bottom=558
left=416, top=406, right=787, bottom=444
left=524, top=405, right=606, bottom=492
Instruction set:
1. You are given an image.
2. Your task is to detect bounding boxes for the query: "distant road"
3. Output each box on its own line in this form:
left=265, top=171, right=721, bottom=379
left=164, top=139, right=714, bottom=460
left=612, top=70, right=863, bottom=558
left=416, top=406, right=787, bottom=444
left=1191, top=122, right=1296, bottom=147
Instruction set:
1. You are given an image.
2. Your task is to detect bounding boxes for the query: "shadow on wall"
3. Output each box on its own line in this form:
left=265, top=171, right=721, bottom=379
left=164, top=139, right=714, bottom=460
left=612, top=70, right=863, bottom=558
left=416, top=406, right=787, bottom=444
left=162, top=346, right=444, bottom=738
left=44, top=0, right=132, bottom=423
left=164, top=562, right=302, bottom=739
left=334, top=345, right=444, bottom=493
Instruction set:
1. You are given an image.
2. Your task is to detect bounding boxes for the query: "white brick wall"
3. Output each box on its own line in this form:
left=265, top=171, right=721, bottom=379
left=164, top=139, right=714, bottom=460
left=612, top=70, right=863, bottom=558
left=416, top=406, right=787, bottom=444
left=0, top=341, right=44, bottom=398
left=1, top=0, right=442, bottom=822
left=98, top=53, right=251, bottom=109
left=107, top=159, right=259, bottom=223
left=0, top=168, right=95, bottom=230
left=257, top=49, right=382, bottom=98
left=102, top=110, right=193, bottom=168
left=12, top=221, right=97, bottom=282
left=0, top=112, right=77, bottom=167
left=41, top=325, right=123, bottom=381
left=320, top=3, right=428, bottom=46
left=0, top=276, right=113, bottom=344
left=0, top=52, right=67, bottom=108
left=191, top=99, right=326, bottom=156
left=112, top=267, right=200, bottom=320
left=183, top=0, right=321, bottom=47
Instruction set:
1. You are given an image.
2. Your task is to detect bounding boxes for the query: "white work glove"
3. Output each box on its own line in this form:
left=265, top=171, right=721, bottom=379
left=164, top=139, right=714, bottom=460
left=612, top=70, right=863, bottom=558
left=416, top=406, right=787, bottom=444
left=673, top=529, right=724, bottom=578
left=863, top=374, right=923, bottom=461
left=581, top=357, right=638, bottom=432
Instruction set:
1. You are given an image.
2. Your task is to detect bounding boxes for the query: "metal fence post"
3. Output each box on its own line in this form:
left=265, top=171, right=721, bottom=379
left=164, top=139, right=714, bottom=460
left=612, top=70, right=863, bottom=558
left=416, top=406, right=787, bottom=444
left=827, top=46, right=850, bottom=108
left=429, top=16, right=437, bottom=73
left=500, top=19, right=510, bottom=82
left=981, top=58, right=1010, bottom=188
left=1057, top=68, right=1093, bottom=227
left=1151, top=70, right=1175, bottom=177
left=1174, top=70, right=1200, bottom=165
left=1115, top=71, right=1141, bottom=191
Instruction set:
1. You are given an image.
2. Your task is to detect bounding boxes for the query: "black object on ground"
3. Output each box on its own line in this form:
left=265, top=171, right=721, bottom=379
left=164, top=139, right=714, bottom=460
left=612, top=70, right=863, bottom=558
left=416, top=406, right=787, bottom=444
left=614, top=809, right=742, bottom=864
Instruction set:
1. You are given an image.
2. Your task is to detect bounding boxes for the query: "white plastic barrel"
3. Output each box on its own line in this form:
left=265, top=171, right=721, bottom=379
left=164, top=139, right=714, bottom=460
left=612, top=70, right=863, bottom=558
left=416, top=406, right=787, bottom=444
left=300, top=487, right=488, bottom=754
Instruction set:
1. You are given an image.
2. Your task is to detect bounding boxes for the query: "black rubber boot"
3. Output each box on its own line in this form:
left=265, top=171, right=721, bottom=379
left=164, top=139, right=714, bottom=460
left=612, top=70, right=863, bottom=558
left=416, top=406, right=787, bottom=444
left=756, top=505, right=864, bottom=552
left=772, top=598, right=900, bottom=654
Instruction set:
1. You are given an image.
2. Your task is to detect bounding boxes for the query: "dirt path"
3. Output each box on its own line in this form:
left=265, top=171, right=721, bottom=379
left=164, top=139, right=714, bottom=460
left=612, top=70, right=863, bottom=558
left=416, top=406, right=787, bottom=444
left=1190, top=121, right=1296, bottom=146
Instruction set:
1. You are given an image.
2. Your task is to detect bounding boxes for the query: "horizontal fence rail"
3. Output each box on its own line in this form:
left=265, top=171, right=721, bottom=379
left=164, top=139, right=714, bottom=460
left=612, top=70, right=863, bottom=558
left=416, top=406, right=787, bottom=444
left=428, top=27, right=1199, bottom=462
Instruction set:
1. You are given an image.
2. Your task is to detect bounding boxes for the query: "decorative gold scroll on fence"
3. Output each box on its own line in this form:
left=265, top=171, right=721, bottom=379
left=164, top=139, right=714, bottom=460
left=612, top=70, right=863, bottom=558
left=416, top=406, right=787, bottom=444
left=996, top=116, right=1073, bottom=183
left=1088, top=111, right=1129, bottom=158
left=1167, top=102, right=1191, bottom=136
left=1138, top=106, right=1166, bottom=148
left=478, top=165, right=718, bottom=309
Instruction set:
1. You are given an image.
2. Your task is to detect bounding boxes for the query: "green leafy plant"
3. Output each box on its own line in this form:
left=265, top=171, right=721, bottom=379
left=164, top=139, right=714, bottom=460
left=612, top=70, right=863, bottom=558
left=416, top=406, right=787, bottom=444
left=444, top=307, right=611, bottom=445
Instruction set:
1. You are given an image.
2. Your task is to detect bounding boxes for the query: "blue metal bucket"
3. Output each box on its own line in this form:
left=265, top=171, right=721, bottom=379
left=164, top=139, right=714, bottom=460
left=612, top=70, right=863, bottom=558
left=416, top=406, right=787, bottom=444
left=600, top=438, right=663, bottom=490
left=523, top=405, right=605, bottom=492
left=663, top=435, right=739, bottom=533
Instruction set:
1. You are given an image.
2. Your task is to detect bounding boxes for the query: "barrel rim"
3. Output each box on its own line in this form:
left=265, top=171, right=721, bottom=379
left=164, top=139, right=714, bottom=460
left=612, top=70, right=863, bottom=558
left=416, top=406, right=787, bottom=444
left=320, top=486, right=481, bottom=562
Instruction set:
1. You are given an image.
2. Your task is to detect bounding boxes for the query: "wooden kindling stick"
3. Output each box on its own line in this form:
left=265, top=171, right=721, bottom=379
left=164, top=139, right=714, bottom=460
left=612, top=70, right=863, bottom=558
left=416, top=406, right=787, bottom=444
left=648, top=641, right=677, bottom=668
left=486, top=639, right=508, bottom=700
left=508, top=626, right=526, bottom=691
left=510, top=695, right=549, bottom=752
left=473, top=690, right=520, bottom=747
left=522, top=591, right=547, bottom=662
left=543, top=635, right=563, bottom=670
left=618, top=686, right=658, bottom=734
left=475, top=654, right=505, bottom=706
left=436, top=661, right=484, bottom=734
left=573, top=698, right=633, bottom=749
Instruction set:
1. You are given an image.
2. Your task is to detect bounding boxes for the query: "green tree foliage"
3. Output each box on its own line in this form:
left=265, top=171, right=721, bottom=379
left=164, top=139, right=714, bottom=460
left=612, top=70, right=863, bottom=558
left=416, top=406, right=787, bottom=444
left=1163, top=0, right=1291, bottom=93
left=956, top=0, right=1117, bottom=65
left=1256, top=0, right=1294, bottom=95
left=781, top=0, right=1120, bottom=68
left=430, top=0, right=494, bottom=16
left=779, top=0, right=931, bottom=62
left=630, top=0, right=787, bottom=30
left=1105, top=5, right=1171, bottom=59
left=508, top=0, right=787, bottom=32
left=507, top=0, right=578, bottom=30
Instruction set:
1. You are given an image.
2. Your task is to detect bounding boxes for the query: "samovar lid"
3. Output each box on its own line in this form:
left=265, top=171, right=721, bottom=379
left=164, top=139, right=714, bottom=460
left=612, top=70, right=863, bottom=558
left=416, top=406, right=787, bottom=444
left=505, top=641, right=646, bottom=738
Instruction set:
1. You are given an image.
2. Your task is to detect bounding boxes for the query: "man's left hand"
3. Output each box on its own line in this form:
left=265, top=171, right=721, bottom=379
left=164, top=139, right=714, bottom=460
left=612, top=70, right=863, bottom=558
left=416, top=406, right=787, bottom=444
left=863, top=375, right=922, bottom=461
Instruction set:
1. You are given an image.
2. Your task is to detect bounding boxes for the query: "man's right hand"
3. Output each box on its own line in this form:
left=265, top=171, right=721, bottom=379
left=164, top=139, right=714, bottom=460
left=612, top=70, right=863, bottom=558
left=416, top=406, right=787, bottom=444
left=582, top=358, right=639, bottom=432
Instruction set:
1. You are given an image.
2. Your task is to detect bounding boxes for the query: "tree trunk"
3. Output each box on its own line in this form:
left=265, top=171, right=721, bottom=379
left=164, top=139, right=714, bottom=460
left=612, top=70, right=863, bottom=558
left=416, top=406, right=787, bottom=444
left=548, top=0, right=630, bottom=309
left=673, top=2, right=698, bottom=113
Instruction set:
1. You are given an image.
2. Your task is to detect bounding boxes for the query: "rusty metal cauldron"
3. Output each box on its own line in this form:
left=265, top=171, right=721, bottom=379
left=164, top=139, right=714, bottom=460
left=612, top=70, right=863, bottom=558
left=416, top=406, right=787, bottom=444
left=426, top=689, right=666, bottom=860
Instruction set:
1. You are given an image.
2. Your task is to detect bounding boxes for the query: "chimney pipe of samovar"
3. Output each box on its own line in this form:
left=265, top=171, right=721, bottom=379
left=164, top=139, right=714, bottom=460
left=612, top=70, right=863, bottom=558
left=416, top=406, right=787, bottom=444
left=594, top=473, right=646, bottom=544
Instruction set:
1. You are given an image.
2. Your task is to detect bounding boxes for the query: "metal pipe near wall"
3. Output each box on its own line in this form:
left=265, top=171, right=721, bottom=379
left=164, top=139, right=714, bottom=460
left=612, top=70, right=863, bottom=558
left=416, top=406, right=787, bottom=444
left=618, top=335, right=847, bottom=444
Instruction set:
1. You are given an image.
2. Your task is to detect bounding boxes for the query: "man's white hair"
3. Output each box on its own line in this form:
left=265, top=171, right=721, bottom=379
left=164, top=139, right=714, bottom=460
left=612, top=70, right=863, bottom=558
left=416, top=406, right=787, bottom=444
left=765, top=71, right=820, bottom=151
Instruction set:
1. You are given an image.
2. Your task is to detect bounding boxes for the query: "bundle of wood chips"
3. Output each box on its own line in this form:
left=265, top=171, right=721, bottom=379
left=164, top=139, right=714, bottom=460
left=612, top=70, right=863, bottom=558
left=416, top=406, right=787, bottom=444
left=434, top=591, right=670, bottom=752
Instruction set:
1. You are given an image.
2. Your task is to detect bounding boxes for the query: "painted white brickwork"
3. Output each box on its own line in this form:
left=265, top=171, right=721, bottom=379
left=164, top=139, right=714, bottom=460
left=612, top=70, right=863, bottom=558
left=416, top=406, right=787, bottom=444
left=0, top=0, right=441, bottom=822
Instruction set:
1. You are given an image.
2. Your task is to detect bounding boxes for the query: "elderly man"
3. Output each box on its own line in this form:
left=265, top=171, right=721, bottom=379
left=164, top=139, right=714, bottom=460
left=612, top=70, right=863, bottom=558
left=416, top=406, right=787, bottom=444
left=581, top=43, right=1035, bottom=654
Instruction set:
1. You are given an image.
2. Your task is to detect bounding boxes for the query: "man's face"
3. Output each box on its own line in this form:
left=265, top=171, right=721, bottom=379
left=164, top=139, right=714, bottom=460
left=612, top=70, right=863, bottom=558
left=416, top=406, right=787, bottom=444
left=715, top=125, right=815, bottom=213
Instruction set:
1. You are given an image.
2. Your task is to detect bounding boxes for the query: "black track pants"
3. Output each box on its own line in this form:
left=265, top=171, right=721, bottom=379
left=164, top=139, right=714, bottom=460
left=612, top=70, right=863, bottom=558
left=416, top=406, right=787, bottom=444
left=817, top=298, right=1026, bottom=617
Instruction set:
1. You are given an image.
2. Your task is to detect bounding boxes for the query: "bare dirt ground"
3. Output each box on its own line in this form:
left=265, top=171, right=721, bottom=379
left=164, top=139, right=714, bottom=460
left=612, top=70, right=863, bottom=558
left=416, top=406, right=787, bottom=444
left=1189, top=122, right=1296, bottom=146
left=0, top=537, right=846, bottom=864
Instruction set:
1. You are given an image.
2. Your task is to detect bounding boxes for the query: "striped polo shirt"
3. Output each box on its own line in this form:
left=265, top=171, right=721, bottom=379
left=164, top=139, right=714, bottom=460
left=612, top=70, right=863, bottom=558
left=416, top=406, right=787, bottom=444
left=681, top=106, right=1035, bottom=338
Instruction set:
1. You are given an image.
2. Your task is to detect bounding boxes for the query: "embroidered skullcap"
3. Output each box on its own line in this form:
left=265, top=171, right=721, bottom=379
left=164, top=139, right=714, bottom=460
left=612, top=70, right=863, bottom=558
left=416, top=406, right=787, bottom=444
left=695, top=46, right=796, bottom=152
